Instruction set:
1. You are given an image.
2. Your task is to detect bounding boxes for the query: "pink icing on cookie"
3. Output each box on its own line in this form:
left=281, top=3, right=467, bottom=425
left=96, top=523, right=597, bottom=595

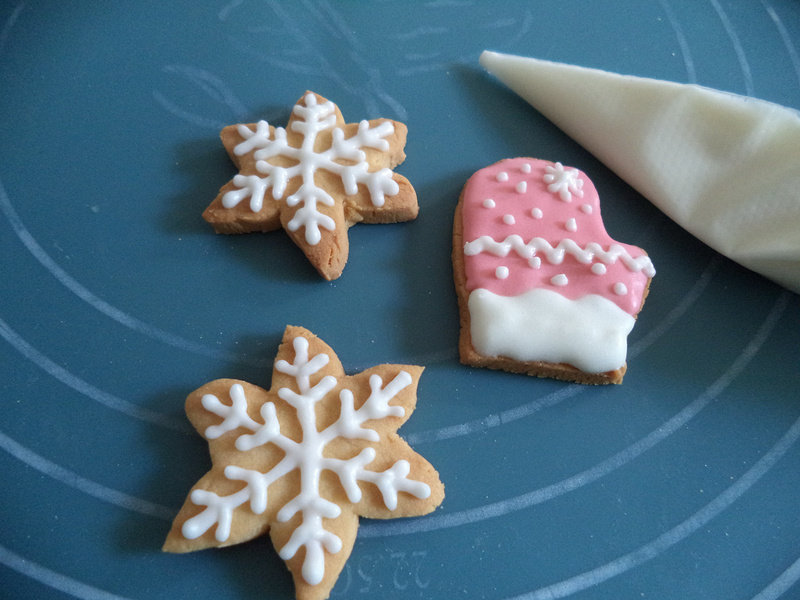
left=461, top=158, right=654, bottom=315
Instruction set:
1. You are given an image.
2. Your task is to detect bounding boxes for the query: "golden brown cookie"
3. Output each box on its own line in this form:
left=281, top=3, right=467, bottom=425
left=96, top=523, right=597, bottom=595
left=163, top=325, right=444, bottom=600
left=453, top=158, right=654, bottom=384
left=202, top=91, right=418, bottom=280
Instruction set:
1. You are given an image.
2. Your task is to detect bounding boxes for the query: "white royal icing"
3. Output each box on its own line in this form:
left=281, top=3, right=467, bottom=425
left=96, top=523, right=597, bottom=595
left=221, top=93, right=399, bottom=245
left=468, top=288, right=635, bottom=373
left=182, top=335, right=431, bottom=586
left=480, top=50, right=800, bottom=294
left=463, top=234, right=656, bottom=276
left=460, top=158, right=658, bottom=378
left=543, top=162, right=584, bottom=202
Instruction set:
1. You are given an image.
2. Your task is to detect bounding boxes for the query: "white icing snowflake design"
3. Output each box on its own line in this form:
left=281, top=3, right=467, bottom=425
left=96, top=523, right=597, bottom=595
left=220, top=92, right=400, bottom=245
left=173, top=329, right=439, bottom=589
left=543, top=161, right=584, bottom=202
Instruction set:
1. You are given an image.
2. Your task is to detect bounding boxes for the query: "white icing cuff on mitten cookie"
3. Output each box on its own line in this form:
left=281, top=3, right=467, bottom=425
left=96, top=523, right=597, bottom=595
left=468, top=288, right=635, bottom=373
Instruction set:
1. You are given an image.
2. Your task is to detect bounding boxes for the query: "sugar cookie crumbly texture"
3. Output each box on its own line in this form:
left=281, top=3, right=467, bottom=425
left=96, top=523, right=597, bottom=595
left=163, top=325, right=444, bottom=600
left=202, top=91, right=418, bottom=281
left=453, top=158, right=654, bottom=385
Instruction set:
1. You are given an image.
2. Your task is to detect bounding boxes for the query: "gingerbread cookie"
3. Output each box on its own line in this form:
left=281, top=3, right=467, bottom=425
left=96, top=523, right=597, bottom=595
left=453, top=158, right=655, bottom=384
left=203, top=91, right=418, bottom=280
left=163, top=325, right=444, bottom=600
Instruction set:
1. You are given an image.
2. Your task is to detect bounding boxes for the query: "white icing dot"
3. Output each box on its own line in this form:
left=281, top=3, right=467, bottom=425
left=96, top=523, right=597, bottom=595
left=503, top=214, right=516, bottom=225
left=531, top=207, right=543, bottom=219
left=580, top=203, right=593, bottom=214
left=613, top=282, right=628, bottom=295
left=529, top=256, right=542, bottom=269
left=591, top=263, right=607, bottom=275
left=566, top=217, right=577, bottom=232
left=516, top=181, right=527, bottom=194
left=496, top=266, right=510, bottom=279
left=551, top=274, right=568, bottom=286
left=496, top=171, right=509, bottom=182
left=482, top=198, right=496, bottom=208
left=521, top=163, right=532, bottom=173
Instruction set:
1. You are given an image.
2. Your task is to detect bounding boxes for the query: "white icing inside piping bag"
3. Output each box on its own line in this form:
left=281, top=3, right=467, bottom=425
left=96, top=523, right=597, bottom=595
left=480, top=50, right=800, bottom=294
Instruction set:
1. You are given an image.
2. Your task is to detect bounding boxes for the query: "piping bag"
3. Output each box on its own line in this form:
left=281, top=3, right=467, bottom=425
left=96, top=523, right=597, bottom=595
left=480, top=50, right=800, bottom=294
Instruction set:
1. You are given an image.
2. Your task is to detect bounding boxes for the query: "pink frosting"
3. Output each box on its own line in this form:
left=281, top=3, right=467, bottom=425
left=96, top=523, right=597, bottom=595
left=461, top=158, right=654, bottom=315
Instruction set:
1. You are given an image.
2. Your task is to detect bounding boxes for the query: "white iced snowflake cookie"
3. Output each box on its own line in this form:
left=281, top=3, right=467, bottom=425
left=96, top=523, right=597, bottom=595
left=202, top=91, right=419, bottom=280
left=163, top=325, right=444, bottom=600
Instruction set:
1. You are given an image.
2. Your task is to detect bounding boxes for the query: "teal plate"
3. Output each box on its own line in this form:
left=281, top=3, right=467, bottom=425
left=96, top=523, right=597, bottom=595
left=2, top=1, right=800, bottom=599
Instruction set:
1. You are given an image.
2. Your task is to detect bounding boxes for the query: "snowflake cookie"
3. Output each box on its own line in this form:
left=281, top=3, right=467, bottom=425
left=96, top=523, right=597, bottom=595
left=453, top=158, right=655, bottom=384
left=163, top=325, right=444, bottom=600
left=202, top=91, right=419, bottom=280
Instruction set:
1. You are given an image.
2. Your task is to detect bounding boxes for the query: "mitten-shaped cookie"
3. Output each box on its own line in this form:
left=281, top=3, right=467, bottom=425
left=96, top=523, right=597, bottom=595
left=453, top=158, right=655, bottom=384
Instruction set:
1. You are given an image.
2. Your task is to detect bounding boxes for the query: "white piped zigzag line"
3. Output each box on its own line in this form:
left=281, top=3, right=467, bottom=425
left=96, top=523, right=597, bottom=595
left=464, top=234, right=656, bottom=276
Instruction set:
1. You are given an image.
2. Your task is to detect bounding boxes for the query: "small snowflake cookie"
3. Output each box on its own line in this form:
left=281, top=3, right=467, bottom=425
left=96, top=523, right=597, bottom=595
left=163, top=325, right=444, bottom=600
left=202, top=91, right=419, bottom=280
left=452, top=158, right=655, bottom=384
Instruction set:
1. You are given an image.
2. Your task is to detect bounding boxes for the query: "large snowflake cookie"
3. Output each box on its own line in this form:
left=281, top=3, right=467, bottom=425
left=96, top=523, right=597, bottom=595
left=202, top=91, right=418, bottom=280
left=163, top=325, right=444, bottom=600
left=452, top=158, right=655, bottom=384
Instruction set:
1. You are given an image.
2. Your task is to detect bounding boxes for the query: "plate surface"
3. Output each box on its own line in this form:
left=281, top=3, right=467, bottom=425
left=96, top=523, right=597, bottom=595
left=2, top=1, right=799, bottom=599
